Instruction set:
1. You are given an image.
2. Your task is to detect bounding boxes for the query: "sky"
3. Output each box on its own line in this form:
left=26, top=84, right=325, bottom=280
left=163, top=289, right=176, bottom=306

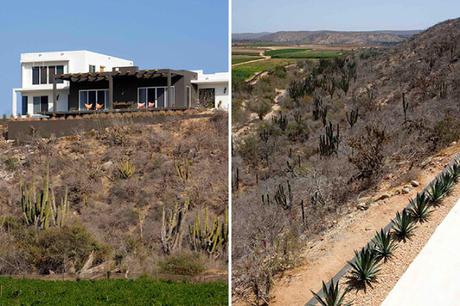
left=0, top=0, right=228, bottom=115
left=233, top=0, right=460, bottom=33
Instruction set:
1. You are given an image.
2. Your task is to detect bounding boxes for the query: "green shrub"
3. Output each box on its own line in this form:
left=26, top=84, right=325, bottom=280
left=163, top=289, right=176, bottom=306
left=408, top=193, right=432, bottom=223
left=159, top=252, right=205, bottom=276
left=117, top=160, right=136, bottom=179
left=247, top=99, right=272, bottom=120
left=28, top=223, right=110, bottom=274
left=372, top=229, right=397, bottom=262
left=391, top=210, right=416, bottom=242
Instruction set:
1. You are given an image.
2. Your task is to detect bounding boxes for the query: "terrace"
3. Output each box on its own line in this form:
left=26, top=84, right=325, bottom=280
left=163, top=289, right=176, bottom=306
left=46, top=67, right=196, bottom=117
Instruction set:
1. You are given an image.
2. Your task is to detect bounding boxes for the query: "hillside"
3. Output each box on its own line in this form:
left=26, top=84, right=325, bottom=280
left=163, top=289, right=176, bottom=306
left=232, top=17, right=459, bottom=305
left=233, top=30, right=420, bottom=46
left=0, top=111, right=228, bottom=279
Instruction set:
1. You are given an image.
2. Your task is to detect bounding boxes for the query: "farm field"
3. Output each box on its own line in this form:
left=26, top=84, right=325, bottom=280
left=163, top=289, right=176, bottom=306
left=0, top=277, right=228, bottom=305
left=265, top=48, right=344, bottom=58
left=232, top=58, right=296, bottom=82
left=232, top=54, right=263, bottom=65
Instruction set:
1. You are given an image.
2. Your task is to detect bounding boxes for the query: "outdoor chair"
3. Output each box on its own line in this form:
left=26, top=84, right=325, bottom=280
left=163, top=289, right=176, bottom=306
left=84, top=103, right=93, bottom=110
left=148, top=101, right=155, bottom=108
left=137, top=103, right=145, bottom=109
left=96, top=103, right=104, bottom=110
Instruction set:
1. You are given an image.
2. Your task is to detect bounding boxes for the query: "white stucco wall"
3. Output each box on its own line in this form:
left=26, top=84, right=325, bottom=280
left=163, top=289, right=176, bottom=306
left=197, top=82, right=229, bottom=110
left=14, top=50, right=133, bottom=115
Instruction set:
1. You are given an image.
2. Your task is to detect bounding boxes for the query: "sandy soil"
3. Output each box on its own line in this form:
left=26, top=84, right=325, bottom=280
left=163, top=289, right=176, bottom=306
left=266, top=144, right=460, bottom=306
left=341, top=183, right=460, bottom=305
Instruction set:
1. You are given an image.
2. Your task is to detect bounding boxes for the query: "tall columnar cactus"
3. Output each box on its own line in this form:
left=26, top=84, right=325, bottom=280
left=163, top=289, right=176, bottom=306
left=189, top=208, right=228, bottom=258
left=319, top=122, right=340, bottom=157
left=161, top=200, right=189, bottom=255
left=402, top=92, right=409, bottom=123
left=272, top=113, right=288, bottom=131
left=346, top=108, right=359, bottom=129
left=312, top=97, right=323, bottom=121
left=274, top=180, right=293, bottom=210
left=175, top=158, right=192, bottom=183
left=20, top=166, right=69, bottom=229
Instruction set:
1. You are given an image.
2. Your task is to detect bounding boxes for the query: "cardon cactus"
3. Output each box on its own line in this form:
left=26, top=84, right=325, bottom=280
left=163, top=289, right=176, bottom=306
left=189, top=208, right=228, bottom=258
left=161, top=200, right=189, bottom=255
left=20, top=165, right=69, bottom=229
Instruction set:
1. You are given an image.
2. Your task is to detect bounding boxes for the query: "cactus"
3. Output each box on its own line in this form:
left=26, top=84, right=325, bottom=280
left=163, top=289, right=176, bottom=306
left=233, top=167, right=240, bottom=191
left=261, top=193, right=270, bottom=205
left=402, top=92, right=409, bottom=123
left=20, top=165, right=69, bottom=229
left=175, top=158, right=192, bottom=183
left=319, top=122, right=340, bottom=157
left=259, top=128, right=270, bottom=143
left=272, top=113, right=288, bottom=131
left=189, top=208, right=228, bottom=258
left=274, top=180, right=293, bottom=210
left=161, top=200, right=189, bottom=255
left=346, top=108, right=359, bottom=129
left=117, top=160, right=135, bottom=179
left=312, top=97, right=323, bottom=121
left=300, top=200, right=306, bottom=226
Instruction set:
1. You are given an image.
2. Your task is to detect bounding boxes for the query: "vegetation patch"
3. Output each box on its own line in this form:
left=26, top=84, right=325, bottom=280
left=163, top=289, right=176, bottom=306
left=265, top=48, right=344, bottom=59
left=0, top=277, right=227, bottom=305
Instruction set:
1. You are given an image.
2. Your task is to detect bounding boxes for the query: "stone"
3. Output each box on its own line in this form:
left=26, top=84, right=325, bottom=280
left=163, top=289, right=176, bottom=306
left=376, top=193, right=391, bottom=201
left=402, top=186, right=411, bottom=194
left=410, top=180, right=420, bottom=187
left=357, top=202, right=369, bottom=210
left=101, top=161, right=114, bottom=171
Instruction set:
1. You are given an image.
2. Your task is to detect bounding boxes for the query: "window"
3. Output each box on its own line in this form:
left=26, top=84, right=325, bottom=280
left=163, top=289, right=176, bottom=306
left=32, top=67, right=40, bottom=84
left=21, top=96, right=28, bottom=115
left=89, top=65, right=96, bottom=73
left=79, top=89, right=108, bottom=110
left=137, top=87, right=175, bottom=108
left=33, top=96, right=48, bottom=113
left=32, top=65, right=64, bottom=84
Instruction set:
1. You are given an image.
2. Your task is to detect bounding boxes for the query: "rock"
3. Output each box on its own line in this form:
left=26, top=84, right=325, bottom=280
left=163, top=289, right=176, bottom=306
left=376, top=193, right=391, bottom=201
left=6, top=140, right=15, bottom=144
left=357, top=202, right=369, bottom=210
left=402, top=186, right=411, bottom=194
left=410, top=180, right=420, bottom=187
left=101, top=161, right=114, bottom=171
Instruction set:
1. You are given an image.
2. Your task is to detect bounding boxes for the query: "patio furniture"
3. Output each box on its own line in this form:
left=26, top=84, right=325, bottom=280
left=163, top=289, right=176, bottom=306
left=84, top=103, right=93, bottom=110
left=137, top=103, right=145, bottom=109
left=96, top=103, right=104, bottom=110
left=148, top=101, right=155, bottom=108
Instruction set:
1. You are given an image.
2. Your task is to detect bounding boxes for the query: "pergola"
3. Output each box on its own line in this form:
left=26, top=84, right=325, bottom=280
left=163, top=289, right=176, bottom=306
left=52, top=68, right=184, bottom=112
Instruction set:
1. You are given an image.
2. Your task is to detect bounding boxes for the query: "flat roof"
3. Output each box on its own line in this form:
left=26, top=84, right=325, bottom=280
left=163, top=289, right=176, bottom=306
left=58, top=68, right=192, bottom=82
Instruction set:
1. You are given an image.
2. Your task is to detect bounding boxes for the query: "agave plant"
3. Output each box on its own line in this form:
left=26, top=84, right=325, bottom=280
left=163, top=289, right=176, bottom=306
left=392, top=210, right=416, bottom=242
left=450, top=162, right=460, bottom=182
left=311, top=279, right=351, bottom=306
left=408, top=192, right=432, bottom=223
left=346, top=247, right=381, bottom=291
left=427, top=173, right=453, bottom=205
left=372, top=229, right=397, bottom=262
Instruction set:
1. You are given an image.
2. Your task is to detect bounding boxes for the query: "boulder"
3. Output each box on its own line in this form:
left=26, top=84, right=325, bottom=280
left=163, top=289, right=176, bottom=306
left=410, top=180, right=420, bottom=187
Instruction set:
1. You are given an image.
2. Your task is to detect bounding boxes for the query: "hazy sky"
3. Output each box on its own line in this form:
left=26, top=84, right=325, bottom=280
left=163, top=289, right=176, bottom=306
left=0, top=0, right=228, bottom=115
left=233, top=0, right=460, bottom=32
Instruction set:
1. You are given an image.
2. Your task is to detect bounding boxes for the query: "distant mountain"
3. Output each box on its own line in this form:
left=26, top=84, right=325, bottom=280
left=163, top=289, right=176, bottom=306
left=232, top=30, right=421, bottom=46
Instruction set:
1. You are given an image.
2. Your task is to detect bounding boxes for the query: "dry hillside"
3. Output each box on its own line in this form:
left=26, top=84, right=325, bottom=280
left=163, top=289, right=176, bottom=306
left=232, top=18, right=460, bottom=304
left=0, top=111, right=228, bottom=278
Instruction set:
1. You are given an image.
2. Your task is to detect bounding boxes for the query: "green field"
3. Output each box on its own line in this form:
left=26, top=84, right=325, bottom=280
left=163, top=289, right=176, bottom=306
left=0, top=277, right=227, bottom=305
left=265, top=48, right=343, bottom=59
left=232, top=55, right=263, bottom=65
left=232, top=59, right=296, bottom=82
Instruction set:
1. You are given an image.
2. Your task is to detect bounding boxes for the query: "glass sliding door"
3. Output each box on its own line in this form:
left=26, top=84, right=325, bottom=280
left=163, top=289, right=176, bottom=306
left=33, top=96, right=48, bottom=113
left=79, top=89, right=108, bottom=110
left=137, top=86, right=174, bottom=109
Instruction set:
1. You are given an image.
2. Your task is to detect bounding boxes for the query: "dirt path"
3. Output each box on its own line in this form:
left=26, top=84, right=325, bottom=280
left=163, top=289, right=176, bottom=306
left=269, top=143, right=460, bottom=306
left=232, top=51, right=270, bottom=67
left=233, top=89, right=285, bottom=140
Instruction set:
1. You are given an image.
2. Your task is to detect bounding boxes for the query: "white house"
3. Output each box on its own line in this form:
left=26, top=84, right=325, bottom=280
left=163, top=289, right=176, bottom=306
left=12, top=50, right=133, bottom=116
left=192, top=70, right=229, bottom=110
